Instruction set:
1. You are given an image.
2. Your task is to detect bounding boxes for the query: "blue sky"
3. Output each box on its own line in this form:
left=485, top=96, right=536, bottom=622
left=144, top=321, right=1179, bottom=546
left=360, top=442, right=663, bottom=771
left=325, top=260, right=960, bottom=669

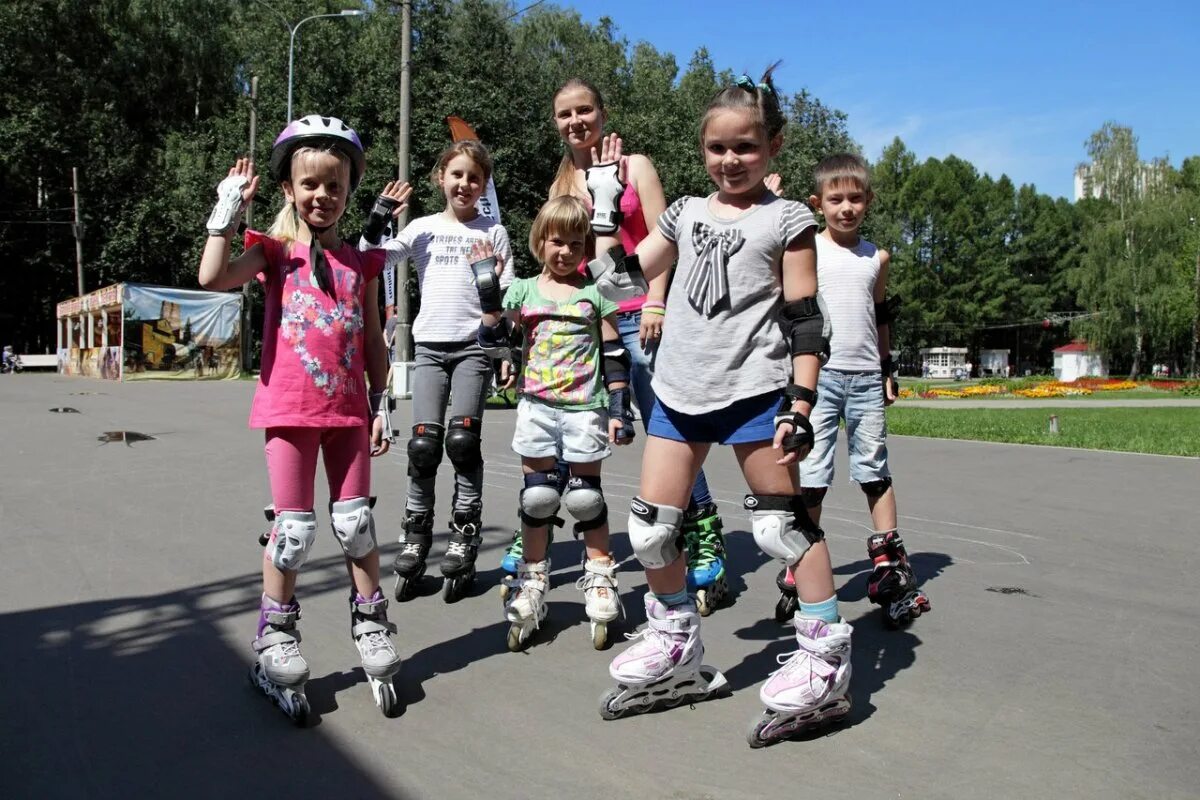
left=560, top=0, right=1200, bottom=199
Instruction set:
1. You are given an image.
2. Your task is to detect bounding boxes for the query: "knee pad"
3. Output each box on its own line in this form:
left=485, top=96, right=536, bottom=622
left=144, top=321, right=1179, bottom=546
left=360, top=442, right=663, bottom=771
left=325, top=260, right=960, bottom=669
left=628, top=497, right=685, bottom=569
left=407, top=422, right=444, bottom=480
left=564, top=475, right=607, bottom=534
left=267, top=510, right=319, bottom=572
left=520, top=470, right=564, bottom=527
left=745, top=495, right=825, bottom=566
left=800, top=486, right=828, bottom=508
left=330, top=497, right=377, bottom=559
left=445, top=416, right=483, bottom=472
left=860, top=477, right=893, bottom=498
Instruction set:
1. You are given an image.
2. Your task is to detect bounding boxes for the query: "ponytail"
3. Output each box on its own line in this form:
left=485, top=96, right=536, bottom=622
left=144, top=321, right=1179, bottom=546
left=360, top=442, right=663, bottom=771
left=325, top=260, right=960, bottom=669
left=266, top=201, right=301, bottom=248
left=700, top=61, right=786, bottom=141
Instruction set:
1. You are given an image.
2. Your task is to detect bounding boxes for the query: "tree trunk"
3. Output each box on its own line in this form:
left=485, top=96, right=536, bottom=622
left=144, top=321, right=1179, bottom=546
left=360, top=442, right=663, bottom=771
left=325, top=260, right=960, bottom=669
left=1190, top=248, right=1199, bottom=378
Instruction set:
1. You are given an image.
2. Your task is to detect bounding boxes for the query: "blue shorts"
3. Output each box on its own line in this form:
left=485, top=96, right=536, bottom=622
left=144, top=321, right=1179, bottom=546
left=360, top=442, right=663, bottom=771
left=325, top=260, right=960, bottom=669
left=648, top=390, right=781, bottom=445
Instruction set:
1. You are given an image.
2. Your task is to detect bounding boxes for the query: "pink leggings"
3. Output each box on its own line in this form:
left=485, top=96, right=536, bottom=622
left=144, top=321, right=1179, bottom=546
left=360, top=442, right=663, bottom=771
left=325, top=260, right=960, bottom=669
left=265, top=426, right=371, bottom=512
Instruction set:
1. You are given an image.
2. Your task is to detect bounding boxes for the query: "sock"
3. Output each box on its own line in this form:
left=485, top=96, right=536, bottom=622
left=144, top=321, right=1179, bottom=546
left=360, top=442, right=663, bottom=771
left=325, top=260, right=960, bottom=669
left=799, top=594, right=839, bottom=623
left=654, top=588, right=690, bottom=608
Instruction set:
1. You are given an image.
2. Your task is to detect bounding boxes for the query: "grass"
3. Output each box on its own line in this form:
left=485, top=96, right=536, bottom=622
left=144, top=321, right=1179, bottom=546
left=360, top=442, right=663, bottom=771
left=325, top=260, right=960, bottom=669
left=886, top=406, right=1200, bottom=457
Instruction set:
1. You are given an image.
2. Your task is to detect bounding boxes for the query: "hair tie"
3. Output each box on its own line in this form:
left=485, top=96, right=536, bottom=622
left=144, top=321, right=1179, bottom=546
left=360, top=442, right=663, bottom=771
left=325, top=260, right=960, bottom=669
left=734, top=74, right=773, bottom=95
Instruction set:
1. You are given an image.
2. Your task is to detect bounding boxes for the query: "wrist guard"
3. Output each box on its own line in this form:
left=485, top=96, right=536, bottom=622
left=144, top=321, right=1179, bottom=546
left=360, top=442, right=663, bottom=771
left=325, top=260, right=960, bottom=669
left=875, top=295, right=902, bottom=327
left=362, top=194, right=400, bottom=246
left=206, top=175, right=249, bottom=236
left=586, top=161, right=624, bottom=234
left=608, top=386, right=636, bottom=442
left=471, top=255, right=503, bottom=313
left=369, top=392, right=395, bottom=443
left=478, top=317, right=519, bottom=360
left=602, top=340, right=631, bottom=385
left=586, top=245, right=648, bottom=303
left=775, top=390, right=815, bottom=455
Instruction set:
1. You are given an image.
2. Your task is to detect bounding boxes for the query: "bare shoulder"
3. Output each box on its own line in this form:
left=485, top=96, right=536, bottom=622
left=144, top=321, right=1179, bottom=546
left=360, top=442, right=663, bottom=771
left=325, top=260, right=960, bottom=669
left=626, top=153, right=659, bottom=183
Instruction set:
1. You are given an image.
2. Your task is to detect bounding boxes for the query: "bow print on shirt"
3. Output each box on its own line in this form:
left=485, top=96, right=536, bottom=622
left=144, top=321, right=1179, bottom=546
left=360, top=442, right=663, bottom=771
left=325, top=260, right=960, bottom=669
left=685, top=222, right=745, bottom=316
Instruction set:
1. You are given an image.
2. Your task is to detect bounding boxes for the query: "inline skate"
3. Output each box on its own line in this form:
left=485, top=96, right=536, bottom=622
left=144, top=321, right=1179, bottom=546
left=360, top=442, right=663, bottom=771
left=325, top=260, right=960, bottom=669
left=576, top=555, right=621, bottom=649
left=441, top=505, right=483, bottom=602
left=350, top=589, right=401, bottom=717
left=599, top=595, right=729, bottom=719
left=504, top=559, right=550, bottom=651
left=747, top=616, right=852, bottom=747
left=499, top=526, right=553, bottom=602
left=774, top=566, right=798, bottom=622
left=393, top=509, right=433, bottom=601
left=683, top=503, right=728, bottom=616
left=866, top=530, right=931, bottom=628
left=249, top=595, right=310, bottom=725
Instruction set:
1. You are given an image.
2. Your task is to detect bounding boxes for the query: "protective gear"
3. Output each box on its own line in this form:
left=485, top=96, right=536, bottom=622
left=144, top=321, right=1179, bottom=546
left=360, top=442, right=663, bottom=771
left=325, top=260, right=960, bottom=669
left=362, top=194, right=400, bottom=245
left=860, top=477, right=893, bottom=498
left=478, top=317, right=519, bottom=360
left=774, top=389, right=815, bottom=455
left=602, top=341, right=631, bottom=385
left=586, top=245, right=648, bottom=303
left=269, top=115, right=366, bottom=191
left=585, top=161, right=624, bottom=234
left=519, top=470, right=565, bottom=528
left=608, top=386, right=635, bottom=443
left=627, top=497, right=685, bottom=570
left=444, top=416, right=483, bottom=472
left=744, top=494, right=825, bottom=566
left=206, top=175, right=249, bottom=236
left=471, top=255, right=503, bottom=314
left=800, top=486, right=828, bottom=508
left=330, top=496, right=377, bottom=559
left=874, top=294, right=902, bottom=327
left=406, top=422, right=444, bottom=480
left=564, top=475, right=607, bottom=534
left=267, top=510, right=319, bottom=572
left=881, top=357, right=900, bottom=396
left=779, top=295, right=831, bottom=364
left=370, top=392, right=395, bottom=444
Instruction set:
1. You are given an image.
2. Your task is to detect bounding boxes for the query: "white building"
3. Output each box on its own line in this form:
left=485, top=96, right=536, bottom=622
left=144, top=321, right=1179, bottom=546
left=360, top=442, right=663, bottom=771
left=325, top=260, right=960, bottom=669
left=1053, top=341, right=1107, bottom=381
left=920, top=347, right=970, bottom=379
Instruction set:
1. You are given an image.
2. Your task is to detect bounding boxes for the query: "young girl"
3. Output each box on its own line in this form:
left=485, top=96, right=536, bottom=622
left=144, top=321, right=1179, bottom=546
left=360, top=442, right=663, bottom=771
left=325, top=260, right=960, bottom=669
left=362, top=141, right=514, bottom=603
left=497, top=80, right=731, bottom=615
left=479, top=196, right=633, bottom=651
left=199, top=115, right=398, bottom=722
left=586, top=68, right=850, bottom=746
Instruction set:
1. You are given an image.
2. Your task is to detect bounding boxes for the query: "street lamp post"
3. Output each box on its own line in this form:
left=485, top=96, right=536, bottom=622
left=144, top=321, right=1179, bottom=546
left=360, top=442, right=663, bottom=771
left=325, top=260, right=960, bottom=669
left=286, top=10, right=366, bottom=121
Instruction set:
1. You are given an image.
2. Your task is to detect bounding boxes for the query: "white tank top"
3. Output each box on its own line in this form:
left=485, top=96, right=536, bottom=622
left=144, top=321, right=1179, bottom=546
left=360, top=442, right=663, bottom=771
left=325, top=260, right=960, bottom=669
left=816, top=234, right=881, bottom=371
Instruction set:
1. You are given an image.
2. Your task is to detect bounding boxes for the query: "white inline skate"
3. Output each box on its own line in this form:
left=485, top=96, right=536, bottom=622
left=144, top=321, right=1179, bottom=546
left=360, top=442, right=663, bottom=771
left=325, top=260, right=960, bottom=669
left=747, top=616, right=853, bottom=747
left=504, top=560, right=550, bottom=652
left=576, top=555, right=622, bottom=649
left=599, top=595, right=729, bottom=719
left=350, top=590, right=402, bottom=717
left=249, top=595, right=311, bottom=726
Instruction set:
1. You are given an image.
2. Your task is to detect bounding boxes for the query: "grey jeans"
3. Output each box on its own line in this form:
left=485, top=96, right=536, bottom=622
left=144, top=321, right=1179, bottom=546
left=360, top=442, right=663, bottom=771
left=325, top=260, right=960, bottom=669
left=408, top=340, right=492, bottom=514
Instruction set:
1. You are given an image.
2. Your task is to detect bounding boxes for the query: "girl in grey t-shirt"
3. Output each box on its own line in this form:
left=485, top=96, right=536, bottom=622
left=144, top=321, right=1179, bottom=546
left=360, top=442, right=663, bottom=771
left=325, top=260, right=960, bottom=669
left=587, top=67, right=853, bottom=744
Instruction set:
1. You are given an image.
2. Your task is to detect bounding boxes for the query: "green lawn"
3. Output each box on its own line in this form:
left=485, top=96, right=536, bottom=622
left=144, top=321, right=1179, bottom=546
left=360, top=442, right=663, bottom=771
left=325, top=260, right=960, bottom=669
left=886, top=406, right=1200, bottom=457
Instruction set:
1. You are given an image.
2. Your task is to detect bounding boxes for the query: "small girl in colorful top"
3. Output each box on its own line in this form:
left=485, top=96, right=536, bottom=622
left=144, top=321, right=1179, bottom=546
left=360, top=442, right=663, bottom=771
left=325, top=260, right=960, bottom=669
left=585, top=67, right=851, bottom=745
left=361, top=140, right=514, bottom=604
left=479, top=195, right=634, bottom=651
left=199, top=116, right=399, bottom=721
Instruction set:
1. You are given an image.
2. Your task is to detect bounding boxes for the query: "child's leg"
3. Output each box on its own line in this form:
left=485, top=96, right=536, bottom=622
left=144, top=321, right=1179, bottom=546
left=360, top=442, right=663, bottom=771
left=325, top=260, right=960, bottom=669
left=444, top=343, right=492, bottom=516
left=262, top=428, right=321, bottom=603
left=406, top=345, right=451, bottom=514
left=568, top=459, right=621, bottom=643
left=843, top=372, right=894, bottom=530
left=322, top=424, right=376, bottom=597
left=634, top=435, right=709, bottom=596
left=518, top=456, right=559, bottom=562
left=797, top=370, right=846, bottom=527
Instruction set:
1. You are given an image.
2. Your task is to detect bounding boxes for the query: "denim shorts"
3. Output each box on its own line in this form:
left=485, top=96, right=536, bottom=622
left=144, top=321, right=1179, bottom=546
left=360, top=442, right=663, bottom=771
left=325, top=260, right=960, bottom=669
left=512, top=398, right=610, bottom=462
left=647, top=389, right=781, bottom=445
left=798, top=369, right=890, bottom=487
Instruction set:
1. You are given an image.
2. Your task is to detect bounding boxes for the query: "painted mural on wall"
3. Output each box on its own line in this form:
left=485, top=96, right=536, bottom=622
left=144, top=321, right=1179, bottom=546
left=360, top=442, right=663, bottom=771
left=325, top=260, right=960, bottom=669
left=122, top=286, right=242, bottom=380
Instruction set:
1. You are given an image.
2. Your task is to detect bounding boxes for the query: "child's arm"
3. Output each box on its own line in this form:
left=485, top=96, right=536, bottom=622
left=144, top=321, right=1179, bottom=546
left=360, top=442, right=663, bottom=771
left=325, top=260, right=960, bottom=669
left=628, top=154, right=671, bottom=346
left=358, top=181, right=412, bottom=249
left=199, top=158, right=268, bottom=291
left=775, top=226, right=821, bottom=466
left=599, top=313, right=634, bottom=445
left=874, top=249, right=898, bottom=405
left=363, top=276, right=392, bottom=456
left=470, top=238, right=506, bottom=327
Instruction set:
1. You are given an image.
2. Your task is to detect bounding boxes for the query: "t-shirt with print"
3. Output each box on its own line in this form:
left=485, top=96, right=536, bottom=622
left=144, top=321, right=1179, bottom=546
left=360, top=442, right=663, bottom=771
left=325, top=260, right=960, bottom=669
left=247, top=230, right=385, bottom=429
left=361, top=212, right=514, bottom=343
left=652, top=192, right=817, bottom=415
left=503, top=277, right=617, bottom=411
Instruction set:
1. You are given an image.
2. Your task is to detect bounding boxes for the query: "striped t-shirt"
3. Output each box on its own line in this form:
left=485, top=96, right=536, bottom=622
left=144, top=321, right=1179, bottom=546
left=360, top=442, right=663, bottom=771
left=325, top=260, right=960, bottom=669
left=363, top=212, right=514, bottom=343
left=815, top=233, right=882, bottom=371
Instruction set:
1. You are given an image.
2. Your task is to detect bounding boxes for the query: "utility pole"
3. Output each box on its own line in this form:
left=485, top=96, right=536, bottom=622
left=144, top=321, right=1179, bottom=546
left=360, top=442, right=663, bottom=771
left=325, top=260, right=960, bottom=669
left=395, top=0, right=413, bottom=363
left=244, top=75, right=258, bottom=373
left=1191, top=222, right=1199, bottom=377
left=72, top=167, right=84, bottom=297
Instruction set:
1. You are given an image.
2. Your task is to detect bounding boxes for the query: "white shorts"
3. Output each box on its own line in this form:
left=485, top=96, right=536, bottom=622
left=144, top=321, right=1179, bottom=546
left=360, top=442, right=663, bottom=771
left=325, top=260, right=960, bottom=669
left=512, top=398, right=610, bottom=463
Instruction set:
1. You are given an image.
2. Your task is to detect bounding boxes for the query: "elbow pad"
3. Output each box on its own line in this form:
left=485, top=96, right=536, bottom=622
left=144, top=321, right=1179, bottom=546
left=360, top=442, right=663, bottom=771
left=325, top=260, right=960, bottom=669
left=874, top=294, right=902, bottom=327
left=471, top=256, right=503, bottom=314
left=779, top=295, right=831, bottom=364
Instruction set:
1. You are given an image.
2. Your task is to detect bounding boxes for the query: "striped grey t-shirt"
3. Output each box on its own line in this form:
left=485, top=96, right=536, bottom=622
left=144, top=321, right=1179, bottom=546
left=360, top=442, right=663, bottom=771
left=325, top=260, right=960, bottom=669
left=652, top=192, right=817, bottom=416
left=815, top=233, right=882, bottom=371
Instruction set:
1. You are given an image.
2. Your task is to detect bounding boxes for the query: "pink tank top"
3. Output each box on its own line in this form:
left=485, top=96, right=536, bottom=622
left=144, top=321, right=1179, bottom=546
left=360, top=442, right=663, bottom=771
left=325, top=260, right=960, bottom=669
left=246, top=230, right=385, bottom=429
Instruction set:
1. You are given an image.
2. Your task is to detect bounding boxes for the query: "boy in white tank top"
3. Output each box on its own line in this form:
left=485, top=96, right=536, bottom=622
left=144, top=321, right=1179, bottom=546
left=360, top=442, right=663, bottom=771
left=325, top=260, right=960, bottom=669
left=783, top=154, right=931, bottom=629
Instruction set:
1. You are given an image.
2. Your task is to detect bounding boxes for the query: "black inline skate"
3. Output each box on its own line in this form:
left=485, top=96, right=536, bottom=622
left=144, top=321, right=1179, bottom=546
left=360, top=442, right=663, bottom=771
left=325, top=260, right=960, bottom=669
left=441, top=504, right=483, bottom=602
left=773, top=565, right=798, bottom=623
left=866, top=530, right=931, bottom=628
left=393, top=509, right=434, bottom=601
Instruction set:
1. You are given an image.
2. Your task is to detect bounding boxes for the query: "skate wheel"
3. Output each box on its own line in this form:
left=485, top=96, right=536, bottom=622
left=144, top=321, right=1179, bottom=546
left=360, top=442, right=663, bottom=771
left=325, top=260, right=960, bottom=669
left=775, top=594, right=798, bottom=623
left=598, top=687, right=627, bottom=721
left=376, top=680, right=398, bottom=718
left=883, top=609, right=902, bottom=630
left=696, top=589, right=712, bottom=617
left=290, top=693, right=310, bottom=727
left=591, top=621, right=607, bottom=650
left=394, top=575, right=413, bottom=602
left=506, top=623, right=526, bottom=652
left=746, top=711, right=777, bottom=749
left=498, top=583, right=510, bottom=602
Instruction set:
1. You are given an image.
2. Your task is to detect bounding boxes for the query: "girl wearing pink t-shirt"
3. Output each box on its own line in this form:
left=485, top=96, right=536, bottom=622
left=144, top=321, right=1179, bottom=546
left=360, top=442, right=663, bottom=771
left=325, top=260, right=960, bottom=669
left=199, top=116, right=398, bottom=722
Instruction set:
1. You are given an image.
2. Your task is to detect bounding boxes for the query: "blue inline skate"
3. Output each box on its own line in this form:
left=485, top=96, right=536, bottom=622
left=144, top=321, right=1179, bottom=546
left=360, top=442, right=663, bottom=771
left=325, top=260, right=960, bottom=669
left=683, top=503, right=728, bottom=616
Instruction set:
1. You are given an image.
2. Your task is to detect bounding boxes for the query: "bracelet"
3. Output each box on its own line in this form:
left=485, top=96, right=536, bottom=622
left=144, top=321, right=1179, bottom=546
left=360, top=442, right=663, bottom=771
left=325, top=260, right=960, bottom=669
left=642, top=307, right=665, bottom=317
left=641, top=300, right=666, bottom=311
